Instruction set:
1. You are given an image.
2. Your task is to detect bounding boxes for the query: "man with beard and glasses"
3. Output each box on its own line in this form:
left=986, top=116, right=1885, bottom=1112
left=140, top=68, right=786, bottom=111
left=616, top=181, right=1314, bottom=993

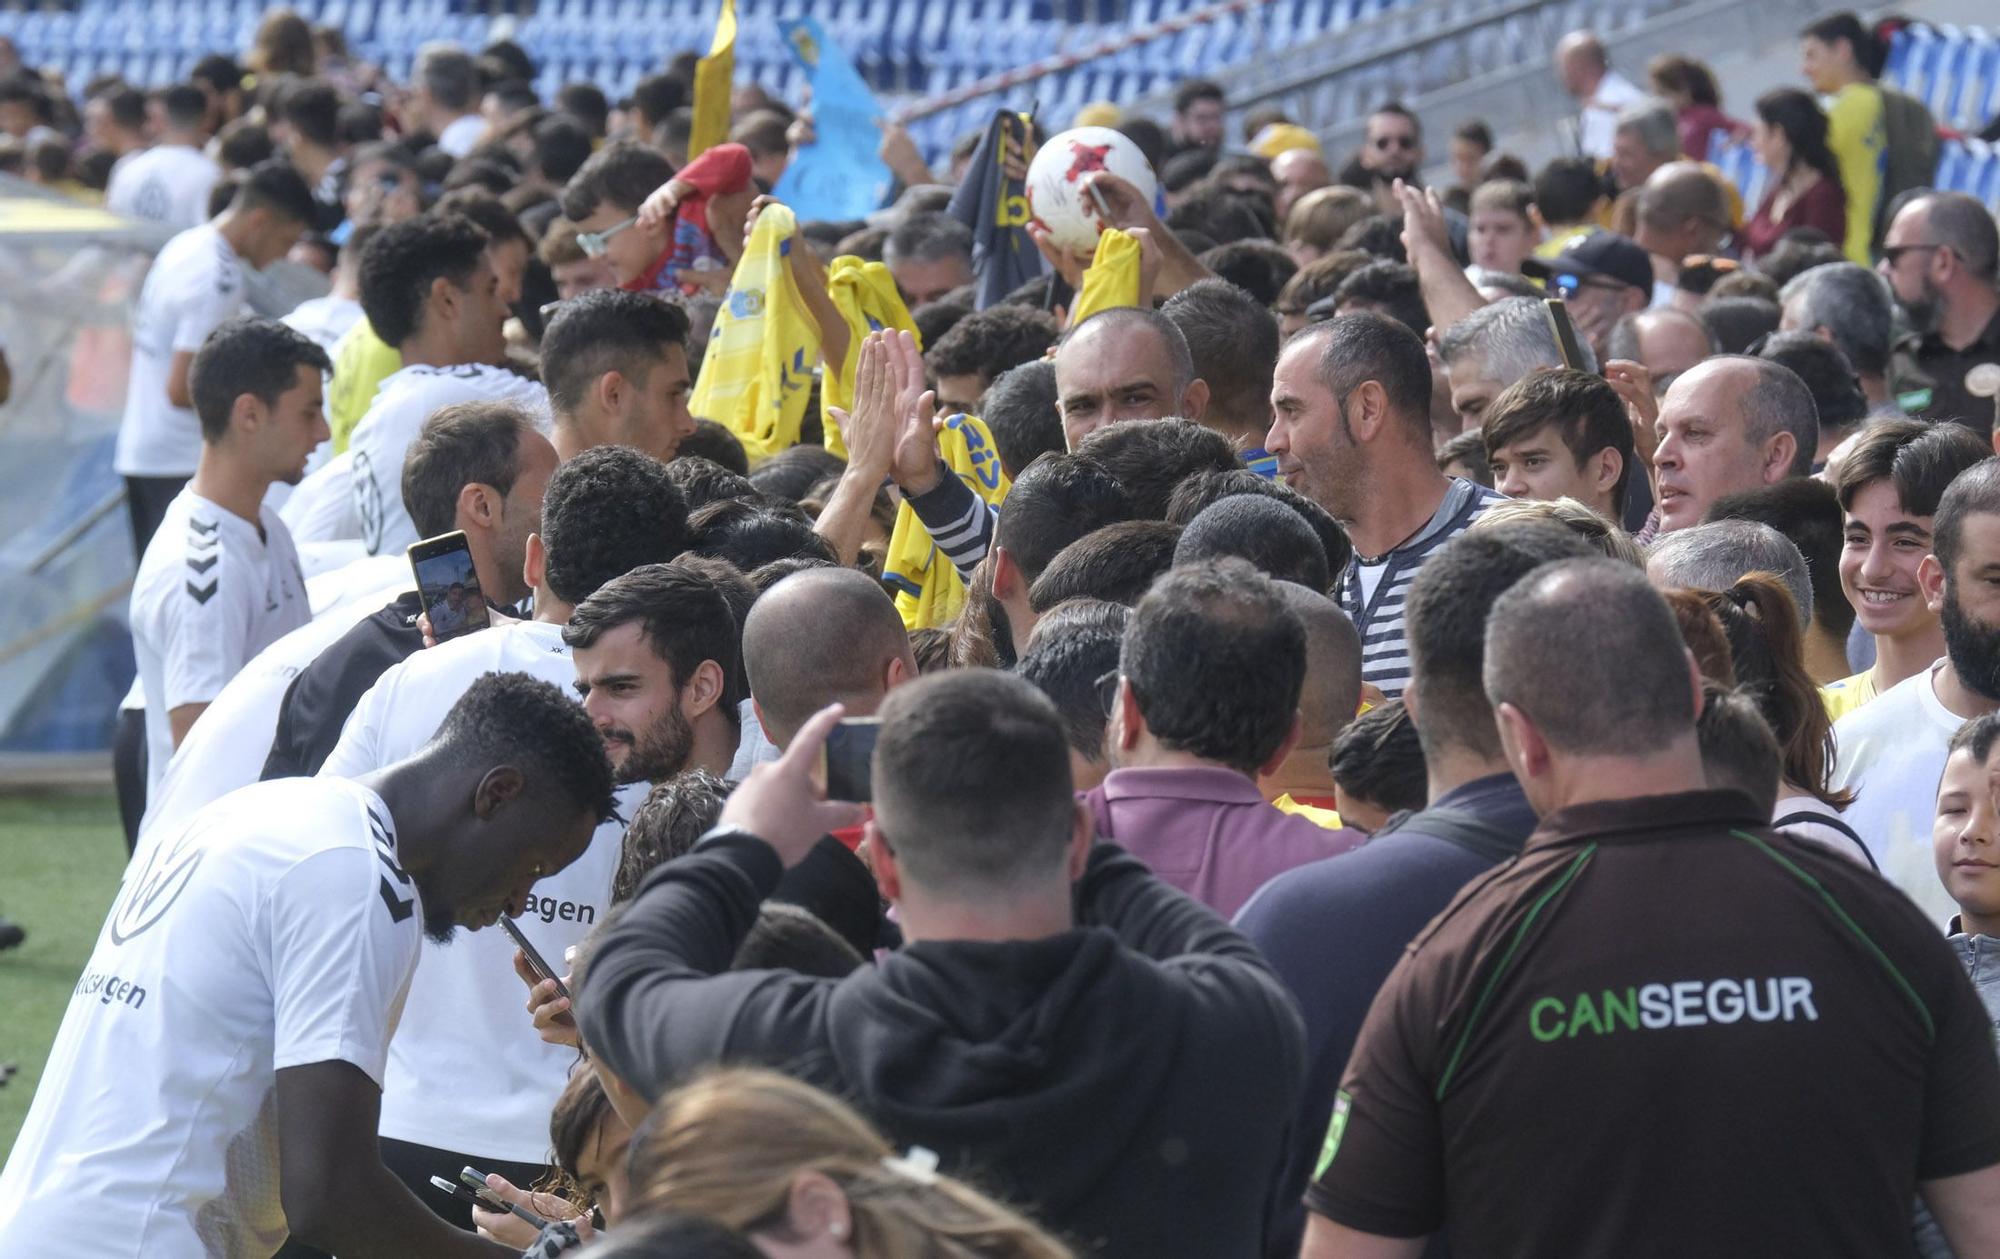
left=0, top=673, right=613, bottom=1259
left=1836, top=459, right=2000, bottom=922
left=310, top=446, right=707, bottom=1239
left=1878, top=192, right=2000, bottom=428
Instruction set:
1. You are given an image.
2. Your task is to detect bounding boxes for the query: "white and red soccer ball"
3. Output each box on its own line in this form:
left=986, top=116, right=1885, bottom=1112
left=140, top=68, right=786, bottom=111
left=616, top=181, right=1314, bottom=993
left=1024, top=126, right=1160, bottom=253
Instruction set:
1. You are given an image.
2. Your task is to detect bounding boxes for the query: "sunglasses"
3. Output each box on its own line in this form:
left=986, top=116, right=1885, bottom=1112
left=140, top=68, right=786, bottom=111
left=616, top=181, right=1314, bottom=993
left=577, top=216, right=638, bottom=258
left=1094, top=670, right=1122, bottom=720
left=1880, top=243, right=1944, bottom=266
left=1372, top=135, right=1418, bottom=151
left=1551, top=272, right=1627, bottom=298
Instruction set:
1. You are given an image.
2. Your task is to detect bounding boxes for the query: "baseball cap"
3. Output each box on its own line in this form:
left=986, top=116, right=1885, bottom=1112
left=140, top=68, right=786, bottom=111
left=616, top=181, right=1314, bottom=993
left=1523, top=230, right=1652, bottom=298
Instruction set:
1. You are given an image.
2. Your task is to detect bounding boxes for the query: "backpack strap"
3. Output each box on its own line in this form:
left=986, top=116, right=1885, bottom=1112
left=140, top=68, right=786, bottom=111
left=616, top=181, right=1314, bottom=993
left=1773, top=810, right=1881, bottom=872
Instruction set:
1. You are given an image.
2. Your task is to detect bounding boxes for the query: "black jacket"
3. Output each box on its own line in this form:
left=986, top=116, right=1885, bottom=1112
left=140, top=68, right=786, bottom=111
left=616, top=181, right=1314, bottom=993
left=579, top=836, right=1305, bottom=1257
left=261, top=592, right=424, bottom=780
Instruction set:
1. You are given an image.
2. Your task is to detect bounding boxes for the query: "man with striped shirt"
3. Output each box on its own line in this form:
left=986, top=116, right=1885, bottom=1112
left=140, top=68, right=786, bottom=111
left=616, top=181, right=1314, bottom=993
left=1268, top=312, right=1504, bottom=697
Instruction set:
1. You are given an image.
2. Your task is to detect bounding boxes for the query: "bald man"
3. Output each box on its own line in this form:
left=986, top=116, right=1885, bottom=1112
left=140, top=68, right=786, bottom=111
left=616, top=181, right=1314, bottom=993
left=1879, top=192, right=2000, bottom=427
left=1554, top=30, right=1646, bottom=160
left=1633, top=162, right=1733, bottom=306
left=1272, top=147, right=1332, bottom=222
left=1260, top=583, right=1363, bottom=821
left=1606, top=307, right=1718, bottom=381
left=1054, top=307, right=1211, bottom=451
left=742, top=566, right=917, bottom=749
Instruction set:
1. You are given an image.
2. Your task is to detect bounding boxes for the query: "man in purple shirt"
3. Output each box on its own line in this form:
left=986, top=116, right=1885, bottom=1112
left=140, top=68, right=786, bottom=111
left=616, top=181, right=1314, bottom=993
left=1085, top=558, right=1365, bottom=917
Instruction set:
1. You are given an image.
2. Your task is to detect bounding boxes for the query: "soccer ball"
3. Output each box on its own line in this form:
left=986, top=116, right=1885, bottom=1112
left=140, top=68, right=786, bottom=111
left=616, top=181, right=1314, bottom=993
left=1024, top=126, right=1159, bottom=254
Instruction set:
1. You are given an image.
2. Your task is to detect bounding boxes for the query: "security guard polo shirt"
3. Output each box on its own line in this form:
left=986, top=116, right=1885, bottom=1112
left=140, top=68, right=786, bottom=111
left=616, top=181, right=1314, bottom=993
left=1307, top=789, right=2000, bottom=1256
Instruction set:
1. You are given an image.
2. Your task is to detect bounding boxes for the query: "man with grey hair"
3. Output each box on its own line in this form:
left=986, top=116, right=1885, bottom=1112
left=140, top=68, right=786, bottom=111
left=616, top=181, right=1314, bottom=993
left=1300, top=555, right=2000, bottom=1258
left=1438, top=296, right=1599, bottom=431
left=881, top=210, right=975, bottom=307
left=1650, top=356, right=1818, bottom=534
left=1610, top=98, right=1681, bottom=199
left=1778, top=262, right=1903, bottom=412
left=412, top=44, right=482, bottom=158
left=1644, top=518, right=1814, bottom=624
left=1879, top=191, right=2000, bottom=426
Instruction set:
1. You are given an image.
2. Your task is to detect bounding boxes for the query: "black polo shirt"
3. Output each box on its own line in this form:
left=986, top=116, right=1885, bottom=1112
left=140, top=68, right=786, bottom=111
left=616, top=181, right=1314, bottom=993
left=1307, top=788, right=2000, bottom=1256
left=1913, top=304, right=2000, bottom=430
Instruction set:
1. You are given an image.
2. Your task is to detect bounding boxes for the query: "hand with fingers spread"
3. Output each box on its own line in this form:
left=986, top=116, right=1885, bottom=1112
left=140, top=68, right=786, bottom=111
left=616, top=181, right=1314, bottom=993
left=1394, top=178, right=1454, bottom=266
left=717, top=704, right=866, bottom=868
left=882, top=330, right=943, bottom=496
left=513, top=949, right=578, bottom=1049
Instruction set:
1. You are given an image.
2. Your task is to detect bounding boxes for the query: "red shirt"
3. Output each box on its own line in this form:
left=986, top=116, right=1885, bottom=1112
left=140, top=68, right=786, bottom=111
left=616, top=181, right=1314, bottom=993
left=624, top=142, right=753, bottom=296
left=1739, top=171, right=1846, bottom=263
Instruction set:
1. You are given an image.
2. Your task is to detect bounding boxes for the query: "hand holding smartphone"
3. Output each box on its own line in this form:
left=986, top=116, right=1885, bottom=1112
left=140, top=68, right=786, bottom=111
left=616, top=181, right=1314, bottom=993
left=501, top=917, right=569, bottom=1001
left=428, top=1169, right=549, bottom=1229
left=407, top=531, right=490, bottom=645
left=820, top=718, right=881, bottom=803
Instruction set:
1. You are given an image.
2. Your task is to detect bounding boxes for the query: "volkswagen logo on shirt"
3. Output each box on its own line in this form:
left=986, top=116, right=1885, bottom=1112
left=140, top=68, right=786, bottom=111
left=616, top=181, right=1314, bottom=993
left=110, top=826, right=206, bottom=945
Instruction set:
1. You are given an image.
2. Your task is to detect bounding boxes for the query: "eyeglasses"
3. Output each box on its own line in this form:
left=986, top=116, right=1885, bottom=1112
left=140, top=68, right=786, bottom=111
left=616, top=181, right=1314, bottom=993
left=1880, top=243, right=1944, bottom=267
left=1372, top=135, right=1417, bottom=151
left=577, top=216, right=637, bottom=258
left=1094, top=670, right=1122, bottom=720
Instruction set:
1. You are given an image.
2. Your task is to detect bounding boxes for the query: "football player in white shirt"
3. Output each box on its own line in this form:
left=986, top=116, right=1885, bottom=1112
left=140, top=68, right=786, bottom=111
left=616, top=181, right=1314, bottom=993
left=129, top=319, right=331, bottom=822
left=0, top=672, right=614, bottom=1259
left=117, top=160, right=317, bottom=557
left=540, top=288, right=700, bottom=463
left=347, top=212, right=551, bottom=556
left=321, top=447, right=746, bottom=1220
left=105, top=84, right=220, bottom=232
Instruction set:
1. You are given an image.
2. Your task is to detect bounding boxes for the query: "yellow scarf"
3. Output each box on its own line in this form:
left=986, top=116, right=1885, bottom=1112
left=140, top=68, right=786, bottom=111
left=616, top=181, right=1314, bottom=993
left=821, top=256, right=919, bottom=462
left=881, top=412, right=1010, bottom=629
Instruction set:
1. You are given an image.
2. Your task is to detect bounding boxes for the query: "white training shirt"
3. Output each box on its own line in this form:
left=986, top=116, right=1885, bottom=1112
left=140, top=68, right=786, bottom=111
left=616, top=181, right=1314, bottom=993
left=321, top=619, right=640, bottom=1161
left=0, top=778, right=422, bottom=1259
left=105, top=143, right=222, bottom=233
left=1831, top=658, right=1966, bottom=927
left=283, top=293, right=365, bottom=354
left=137, top=576, right=408, bottom=857
left=115, top=222, right=247, bottom=477
left=282, top=449, right=362, bottom=544
left=130, top=489, right=310, bottom=806
left=347, top=363, right=551, bottom=557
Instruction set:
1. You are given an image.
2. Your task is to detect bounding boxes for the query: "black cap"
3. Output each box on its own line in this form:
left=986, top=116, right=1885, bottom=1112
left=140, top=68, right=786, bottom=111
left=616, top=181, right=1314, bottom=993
left=1523, top=230, right=1653, bottom=297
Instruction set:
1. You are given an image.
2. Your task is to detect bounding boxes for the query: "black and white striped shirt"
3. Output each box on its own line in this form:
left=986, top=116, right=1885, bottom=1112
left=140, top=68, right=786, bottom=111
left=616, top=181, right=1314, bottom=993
left=1337, top=478, right=1506, bottom=698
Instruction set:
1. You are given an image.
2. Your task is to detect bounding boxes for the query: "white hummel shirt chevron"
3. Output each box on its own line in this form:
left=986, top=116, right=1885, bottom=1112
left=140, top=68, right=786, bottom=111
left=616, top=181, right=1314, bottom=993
left=130, top=488, right=309, bottom=814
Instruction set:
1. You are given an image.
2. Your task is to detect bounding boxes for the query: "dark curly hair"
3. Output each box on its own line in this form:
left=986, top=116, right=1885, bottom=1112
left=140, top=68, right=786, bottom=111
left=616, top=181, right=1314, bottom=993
left=540, top=446, right=689, bottom=606
left=688, top=498, right=836, bottom=571
left=612, top=768, right=730, bottom=903
left=1075, top=418, right=1242, bottom=520
left=1165, top=467, right=1354, bottom=575
left=358, top=212, right=490, bottom=348
left=434, top=671, right=615, bottom=823
left=662, top=455, right=755, bottom=513
left=679, top=419, right=750, bottom=476
left=923, top=305, right=1059, bottom=389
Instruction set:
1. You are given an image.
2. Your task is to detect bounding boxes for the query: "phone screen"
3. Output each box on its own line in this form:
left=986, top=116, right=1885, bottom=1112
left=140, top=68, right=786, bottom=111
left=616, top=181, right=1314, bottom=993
left=1543, top=298, right=1586, bottom=373
left=821, top=718, right=881, bottom=803
left=407, top=531, right=491, bottom=643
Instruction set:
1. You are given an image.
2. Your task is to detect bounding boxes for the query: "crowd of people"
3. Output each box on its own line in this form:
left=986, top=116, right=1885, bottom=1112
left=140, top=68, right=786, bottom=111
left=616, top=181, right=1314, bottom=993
left=4, top=3, right=2000, bottom=1255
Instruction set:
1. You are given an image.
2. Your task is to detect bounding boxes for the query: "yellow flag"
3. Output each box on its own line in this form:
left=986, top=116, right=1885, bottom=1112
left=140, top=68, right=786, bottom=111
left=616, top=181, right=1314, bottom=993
left=689, top=0, right=736, bottom=161
left=821, top=256, right=920, bottom=462
left=689, top=203, right=820, bottom=466
left=1067, top=227, right=1141, bottom=326
left=881, top=413, right=1011, bottom=630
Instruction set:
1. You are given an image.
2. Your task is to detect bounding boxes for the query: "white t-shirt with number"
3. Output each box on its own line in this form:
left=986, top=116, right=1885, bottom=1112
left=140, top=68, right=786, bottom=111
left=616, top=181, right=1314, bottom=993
left=130, top=489, right=310, bottom=808
left=115, top=223, right=246, bottom=477
left=321, top=619, right=639, bottom=1161
left=105, top=143, right=222, bottom=233
left=0, top=777, right=422, bottom=1259
left=347, top=364, right=551, bottom=557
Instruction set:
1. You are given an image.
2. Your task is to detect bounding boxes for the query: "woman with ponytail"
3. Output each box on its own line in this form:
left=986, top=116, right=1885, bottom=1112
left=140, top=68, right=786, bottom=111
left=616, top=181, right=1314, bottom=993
left=1696, top=572, right=1872, bottom=866
left=628, top=1068, right=1075, bottom=1259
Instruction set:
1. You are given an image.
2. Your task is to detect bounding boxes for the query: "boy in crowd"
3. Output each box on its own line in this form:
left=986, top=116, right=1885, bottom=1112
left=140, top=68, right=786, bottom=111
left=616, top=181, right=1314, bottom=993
left=1480, top=368, right=1634, bottom=523
left=1466, top=179, right=1539, bottom=276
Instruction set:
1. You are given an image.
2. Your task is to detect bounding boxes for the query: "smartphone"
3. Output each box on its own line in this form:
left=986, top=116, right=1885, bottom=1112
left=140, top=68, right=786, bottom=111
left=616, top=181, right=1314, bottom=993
left=407, top=531, right=490, bottom=643
left=1543, top=297, right=1587, bottom=373
left=821, top=718, right=881, bottom=803
left=501, top=916, right=569, bottom=1001
left=429, top=1172, right=550, bottom=1229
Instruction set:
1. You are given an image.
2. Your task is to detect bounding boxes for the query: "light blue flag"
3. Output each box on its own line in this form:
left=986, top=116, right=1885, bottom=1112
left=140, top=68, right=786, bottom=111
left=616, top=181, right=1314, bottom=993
left=772, top=17, right=892, bottom=220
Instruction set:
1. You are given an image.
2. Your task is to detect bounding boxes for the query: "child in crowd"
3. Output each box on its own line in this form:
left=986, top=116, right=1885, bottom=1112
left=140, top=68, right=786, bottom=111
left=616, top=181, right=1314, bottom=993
left=1467, top=179, right=1540, bottom=275
left=1329, top=699, right=1427, bottom=832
